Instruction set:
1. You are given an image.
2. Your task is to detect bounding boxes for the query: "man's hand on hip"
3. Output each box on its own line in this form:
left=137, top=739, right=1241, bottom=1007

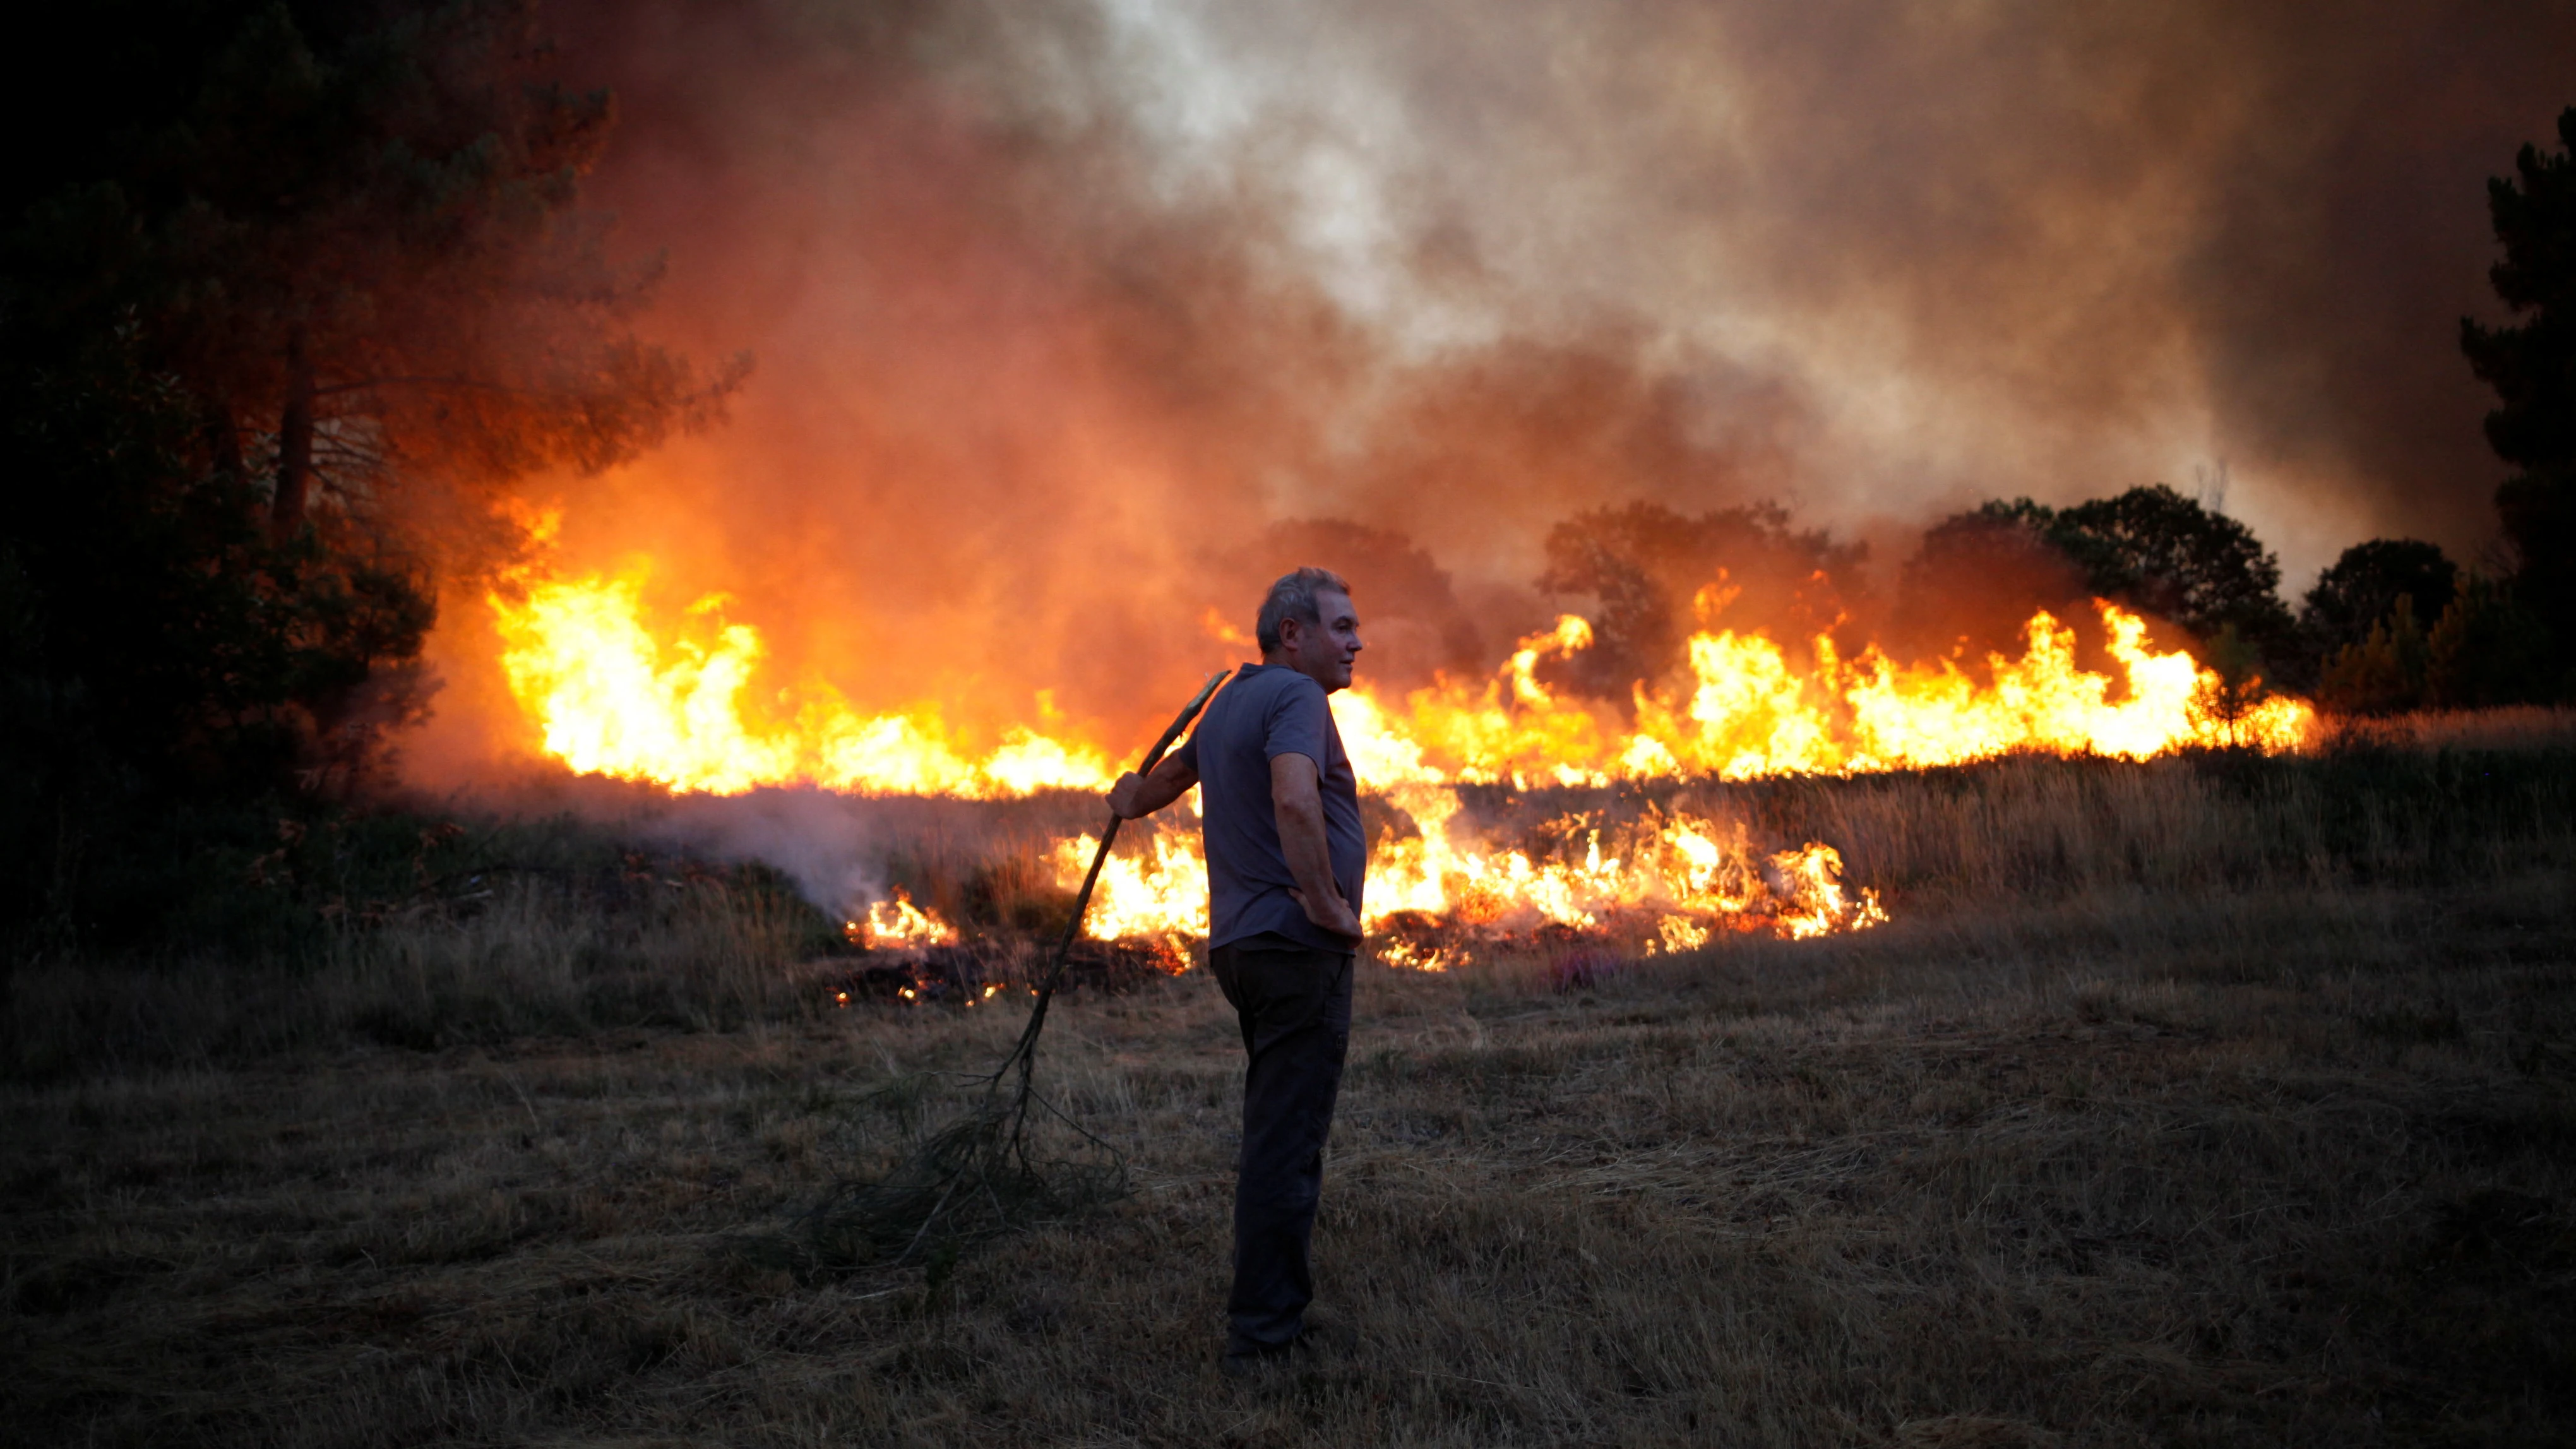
left=1271, top=753, right=1359, bottom=945
left=1286, top=886, right=1363, bottom=943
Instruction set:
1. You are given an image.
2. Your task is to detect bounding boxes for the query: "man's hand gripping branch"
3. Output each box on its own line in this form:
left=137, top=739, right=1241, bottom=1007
left=1106, top=753, right=1196, bottom=821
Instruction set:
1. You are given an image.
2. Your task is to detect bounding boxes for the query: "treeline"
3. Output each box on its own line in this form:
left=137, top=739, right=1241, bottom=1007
left=1902, top=487, right=2556, bottom=713
left=0, top=1, right=736, bottom=958
left=1526, top=109, right=2576, bottom=715
left=1520, top=470, right=2561, bottom=718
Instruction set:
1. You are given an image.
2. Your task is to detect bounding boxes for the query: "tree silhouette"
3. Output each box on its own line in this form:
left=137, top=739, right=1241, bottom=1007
left=6, top=0, right=743, bottom=540
left=2463, top=107, right=2576, bottom=481
left=2047, top=486, right=2296, bottom=657
left=2462, top=105, right=2576, bottom=695
left=2299, top=539, right=2459, bottom=659
left=1895, top=499, right=2090, bottom=661
left=1907, top=488, right=2296, bottom=673
left=0, top=1, right=736, bottom=950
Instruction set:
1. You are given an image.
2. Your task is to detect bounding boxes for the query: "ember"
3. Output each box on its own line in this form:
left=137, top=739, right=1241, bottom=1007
left=818, top=937, right=1184, bottom=1008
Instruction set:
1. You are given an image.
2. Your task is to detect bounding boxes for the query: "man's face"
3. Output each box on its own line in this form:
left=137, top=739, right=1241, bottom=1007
left=1277, top=588, right=1364, bottom=693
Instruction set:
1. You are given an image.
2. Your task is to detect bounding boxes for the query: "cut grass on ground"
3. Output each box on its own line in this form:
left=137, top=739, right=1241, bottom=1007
left=8, top=866, right=2573, bottom=1446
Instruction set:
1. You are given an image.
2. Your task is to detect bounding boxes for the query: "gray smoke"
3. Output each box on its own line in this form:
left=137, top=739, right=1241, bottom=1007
left=417, top=0, right=2572, bottom=768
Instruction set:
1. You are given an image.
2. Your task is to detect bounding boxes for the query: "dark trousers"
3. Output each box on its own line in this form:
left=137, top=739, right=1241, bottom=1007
left=1208, top=941, right=1354, bottom=1355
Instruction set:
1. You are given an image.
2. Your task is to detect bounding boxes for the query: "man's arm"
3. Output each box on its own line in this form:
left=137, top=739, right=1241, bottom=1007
left=1271, top=752, right=1361, bottom=942
left=1106, top=753, right=1198, bottom=820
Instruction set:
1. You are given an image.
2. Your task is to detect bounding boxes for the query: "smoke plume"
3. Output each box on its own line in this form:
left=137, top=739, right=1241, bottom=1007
left=405, top=0, right=2576, bottom=784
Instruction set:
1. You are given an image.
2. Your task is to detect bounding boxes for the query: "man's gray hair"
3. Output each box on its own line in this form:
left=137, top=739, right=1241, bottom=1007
left=1255, top=566, right=1352, bottom=654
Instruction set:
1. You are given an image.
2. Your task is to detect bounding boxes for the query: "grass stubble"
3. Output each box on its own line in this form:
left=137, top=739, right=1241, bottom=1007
left=4, top=732, right=2574, bottom=1446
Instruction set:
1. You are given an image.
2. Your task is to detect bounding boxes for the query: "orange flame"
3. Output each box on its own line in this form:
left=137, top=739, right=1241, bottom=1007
left=489, top=510, right=2310, bottom=801
left=482, top=509, right=2325, bottom=963
left=1051, top=804, right=1884, bottom=962
left=487, top=511, right=1115, bottom=798
left=1047, top=830, right=1208, bottom=948
left=1365, top=599, right=2313, bottom=788
left=845, top=887, right=958, bottom=949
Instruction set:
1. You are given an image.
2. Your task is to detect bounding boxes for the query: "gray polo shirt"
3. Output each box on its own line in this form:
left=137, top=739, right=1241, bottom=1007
left=1175, top=663, right=1366, bottom=953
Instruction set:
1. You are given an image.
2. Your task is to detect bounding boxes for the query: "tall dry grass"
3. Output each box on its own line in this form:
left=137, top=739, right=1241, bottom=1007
left=10, top=732, right=2570, bottom=1080
left=3, top=866, right=831, bottom=1077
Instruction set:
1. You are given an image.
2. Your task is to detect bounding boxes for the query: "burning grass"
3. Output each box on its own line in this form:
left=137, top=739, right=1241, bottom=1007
left=5, top=728, right=2573, bottom=1442
left=9, top=727, right=2572, bottom=1076
left=486, top=502, right=2314, bottom=803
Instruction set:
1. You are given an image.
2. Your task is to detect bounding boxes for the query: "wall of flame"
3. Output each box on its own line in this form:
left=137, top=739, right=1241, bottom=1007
left=463, top=508, right=2310, bottom=956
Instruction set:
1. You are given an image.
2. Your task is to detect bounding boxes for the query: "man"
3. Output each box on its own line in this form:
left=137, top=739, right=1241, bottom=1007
left=1106, top=566, right=1366, bottom=1374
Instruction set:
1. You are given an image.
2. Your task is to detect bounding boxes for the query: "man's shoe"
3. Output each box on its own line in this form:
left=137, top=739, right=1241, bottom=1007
left=1292, top=1316, right=1357, bottom=1356
left=1220, top=1319, right=1356, bottom=1378
left=1219, top=1347, right=1285, bottom=1380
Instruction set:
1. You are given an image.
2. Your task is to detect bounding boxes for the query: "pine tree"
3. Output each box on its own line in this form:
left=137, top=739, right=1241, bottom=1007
left=4, top=0, right=744, bottom=542
left=0, top=1, right=740, bottom=950
left=2461, top=105, right=2576, bottom=695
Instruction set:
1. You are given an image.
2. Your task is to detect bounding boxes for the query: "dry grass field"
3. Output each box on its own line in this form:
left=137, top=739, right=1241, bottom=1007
left=7, top=732, right=2575, bottom=1446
